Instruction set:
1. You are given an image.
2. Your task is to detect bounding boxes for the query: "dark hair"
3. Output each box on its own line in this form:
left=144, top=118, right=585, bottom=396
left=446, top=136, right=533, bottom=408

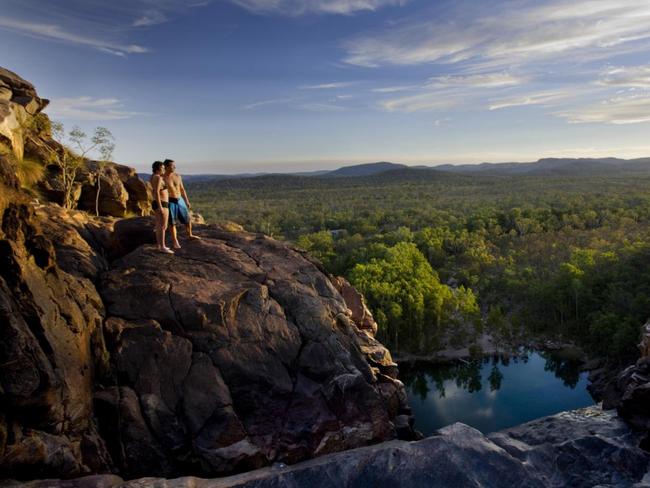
left=152, top=161, right=163, bottom=173
left=163, top=159, right=175, bottom=167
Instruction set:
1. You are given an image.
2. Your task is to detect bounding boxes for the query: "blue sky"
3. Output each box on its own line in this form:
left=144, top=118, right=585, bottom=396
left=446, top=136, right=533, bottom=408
left=2, top=0, right=650, bottom=173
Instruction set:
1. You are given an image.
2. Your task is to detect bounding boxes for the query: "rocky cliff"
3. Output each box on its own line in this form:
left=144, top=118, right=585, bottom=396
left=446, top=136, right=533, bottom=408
left=0, top=68, right=415, bottom=481
left=0, top=67, right=150, bottom=218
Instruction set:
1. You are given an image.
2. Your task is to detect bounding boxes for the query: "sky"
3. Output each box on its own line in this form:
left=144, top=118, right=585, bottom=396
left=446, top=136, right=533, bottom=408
left=2, top=0, right=650, bottom=173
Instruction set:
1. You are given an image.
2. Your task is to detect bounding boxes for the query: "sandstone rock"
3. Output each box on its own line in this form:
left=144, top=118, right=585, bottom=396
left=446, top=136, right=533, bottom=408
left=19, top=406, right=648, bottom=488
left=0, top=99, right=27, bottom=160
left=77, top=163, right=129, bottom=217
left=38, top=170, right=71, bottom=206
left=94, top=387, right=172, bottom=479
left=0, top=65, right=148, bottom=217
left=97, top=223, right=413, bottom=476
left=333, top=276, right=377, bottom=335
left=0, top=203, right=113, bottom=479
left=0, top=151, right=19, bottom=190
left=0, top=68, right=38, bottom=101
left=0, top=68, right=49, bottom=160
left=594, top=322, right=650, bottom=433
left=0, top=86, right=11, bottom=102
left=12, top=96, right=44, bottom=116
left=107, top=216, right=156, bottom=259
left=112, top=164, right=151, bottom=216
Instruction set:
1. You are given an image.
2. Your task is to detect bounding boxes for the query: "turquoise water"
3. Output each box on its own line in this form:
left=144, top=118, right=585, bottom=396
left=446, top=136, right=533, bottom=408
left=400, top=351, right=594, bottom=435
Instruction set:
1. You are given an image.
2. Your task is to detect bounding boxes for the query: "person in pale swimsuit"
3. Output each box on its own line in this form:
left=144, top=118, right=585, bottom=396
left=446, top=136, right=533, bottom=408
left=150, top=161, right=173, bottom=254
left=163, top=159, right=201, bottom=249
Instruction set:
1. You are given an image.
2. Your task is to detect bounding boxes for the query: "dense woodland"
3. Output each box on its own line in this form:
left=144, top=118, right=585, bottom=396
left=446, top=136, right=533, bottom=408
left=188, top=168, right=650, bottom=361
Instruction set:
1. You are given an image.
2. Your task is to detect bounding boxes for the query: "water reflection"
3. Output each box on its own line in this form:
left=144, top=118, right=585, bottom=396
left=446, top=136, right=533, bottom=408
left=400, top=350, right=594, bottom=435
left=401, top=350, right=582, bottom=399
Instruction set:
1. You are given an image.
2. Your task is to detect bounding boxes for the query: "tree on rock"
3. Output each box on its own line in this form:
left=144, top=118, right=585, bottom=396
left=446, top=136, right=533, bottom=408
left=51, top=122, right=115, bottom=212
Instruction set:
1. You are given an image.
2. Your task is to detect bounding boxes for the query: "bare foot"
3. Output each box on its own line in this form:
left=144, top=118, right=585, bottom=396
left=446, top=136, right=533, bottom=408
left=172, top=243, right=182, bottom=249
left=158, top=247, right=174, bottom=254
left=188, top=234, right=202, bottom=240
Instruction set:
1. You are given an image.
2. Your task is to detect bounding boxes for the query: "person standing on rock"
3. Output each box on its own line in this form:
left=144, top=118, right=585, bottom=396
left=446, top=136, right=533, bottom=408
left=150, top=161, right=173, bottom=254
left=164, top=158, right=201, bottom=249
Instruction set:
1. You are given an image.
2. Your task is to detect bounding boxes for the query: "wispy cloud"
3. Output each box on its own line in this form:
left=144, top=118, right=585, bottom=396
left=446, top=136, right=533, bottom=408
left=371, top=85, right=418, bottom=93
left=300, top=81, right=356, bottom=90
left=555, top=94, right=650, bottom=125
left=296, top=102, right=348, bottom=112
left=599, top=65, right=650, bottom=88
left=377, top=71, right=526, bottom=113
left=47, top=96, right=148, bottom=120
left=242, top=97, right=300, bottom=110
left=0, top=0, right=212, bottom=55
left=344, top=0, right=650, bottom=68
left=380, top=92, right=460, bottom=113
left=132, top=10, right=168, bottom=27
left=427, top=72, right=525, bottom=88
left=0, top=16, right=149, bottom=55
left=488, top=90, right=575, bottom=110
left=228, top=0, right=407, bottom=16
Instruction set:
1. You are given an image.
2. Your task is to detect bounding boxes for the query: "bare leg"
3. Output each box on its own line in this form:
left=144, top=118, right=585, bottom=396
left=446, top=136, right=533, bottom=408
left=160, top=209, right=171, bottom=250
left=154, top=210, right=163, bottom=248
left=187, top=221, right=201, bottom=240
left=170, top=225, right=181, bottom=249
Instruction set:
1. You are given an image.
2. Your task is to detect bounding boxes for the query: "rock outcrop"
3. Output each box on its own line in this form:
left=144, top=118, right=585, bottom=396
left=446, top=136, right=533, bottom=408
left=7, top=406, right=650, bottom=488
left=95, top=218, right=414, bottom=478
left=0, top=66, right=150, bottom=217
left=1, top=174, right=414, bottom=480
left=598, top=321, right=650, bottom=436
left=0, top=67, right=49, bottom=161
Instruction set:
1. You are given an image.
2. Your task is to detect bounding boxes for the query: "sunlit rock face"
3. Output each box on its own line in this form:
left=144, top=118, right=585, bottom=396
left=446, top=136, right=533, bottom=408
left=0, top=67, right=49, bottom=161
left=0, top=66, right=150, bottom=217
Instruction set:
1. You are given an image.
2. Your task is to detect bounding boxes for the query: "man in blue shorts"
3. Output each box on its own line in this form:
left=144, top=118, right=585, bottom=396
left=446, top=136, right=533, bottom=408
left=163, top=159, right=201, bottom=249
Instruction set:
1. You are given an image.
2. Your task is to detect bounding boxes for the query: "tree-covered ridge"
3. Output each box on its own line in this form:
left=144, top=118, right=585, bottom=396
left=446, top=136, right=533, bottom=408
left=188, top=170, right=650, bottom=360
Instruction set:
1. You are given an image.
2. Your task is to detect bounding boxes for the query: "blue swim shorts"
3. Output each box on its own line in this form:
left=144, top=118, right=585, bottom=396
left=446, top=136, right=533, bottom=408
left=168, top=197, right=189, bottom=226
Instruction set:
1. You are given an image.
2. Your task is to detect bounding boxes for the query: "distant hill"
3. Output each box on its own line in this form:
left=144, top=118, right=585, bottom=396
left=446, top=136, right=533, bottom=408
left=149, top=157, right=650, bottom=183
left=435, top=158, right=650, bottom=176
left=323, top=162, right=407, bottom=178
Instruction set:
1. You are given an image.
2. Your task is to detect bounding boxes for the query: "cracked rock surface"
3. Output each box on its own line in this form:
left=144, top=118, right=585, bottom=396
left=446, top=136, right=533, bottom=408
left=7, top=407, right=650, bottom=488
left=0, top=205, right=413, bottom=481
left=97, top=219, right=413, bottom=478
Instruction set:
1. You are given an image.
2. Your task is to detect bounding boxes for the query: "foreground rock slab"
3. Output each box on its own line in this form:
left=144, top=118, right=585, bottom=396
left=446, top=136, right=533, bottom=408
left=7, top=406, right=649, bottom=488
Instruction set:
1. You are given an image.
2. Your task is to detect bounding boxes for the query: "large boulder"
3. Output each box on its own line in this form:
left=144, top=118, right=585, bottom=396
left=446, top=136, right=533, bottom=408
left=97, top=223, right=413, bottom=478
left=591, top=321, right=650, bottom=433
left=77, top=163, right=130, bottom=217
left=0, top=67, right=48, bottom=160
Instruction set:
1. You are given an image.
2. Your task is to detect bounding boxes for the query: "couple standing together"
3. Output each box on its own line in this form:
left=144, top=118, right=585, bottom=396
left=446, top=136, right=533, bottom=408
left=150, top=159, right=200, bottom=254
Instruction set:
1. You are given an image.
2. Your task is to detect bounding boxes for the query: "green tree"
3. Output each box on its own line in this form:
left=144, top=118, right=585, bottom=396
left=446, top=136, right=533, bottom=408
left=51, top=123, right=115, bottom=213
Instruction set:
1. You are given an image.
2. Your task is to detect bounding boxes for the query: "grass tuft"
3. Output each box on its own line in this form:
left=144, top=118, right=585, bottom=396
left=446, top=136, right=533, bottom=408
left=16, top=157, right=45, bottom=189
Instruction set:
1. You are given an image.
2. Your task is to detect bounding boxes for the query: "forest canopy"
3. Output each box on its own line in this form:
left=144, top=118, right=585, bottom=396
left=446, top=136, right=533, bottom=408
left=188, top=169, right=650, bottom=360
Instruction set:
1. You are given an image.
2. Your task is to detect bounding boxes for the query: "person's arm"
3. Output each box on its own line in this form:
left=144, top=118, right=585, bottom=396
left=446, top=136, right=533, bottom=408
left=153, top=175, right=163, bottom=209
left=179, top=175, right=191, bottom=209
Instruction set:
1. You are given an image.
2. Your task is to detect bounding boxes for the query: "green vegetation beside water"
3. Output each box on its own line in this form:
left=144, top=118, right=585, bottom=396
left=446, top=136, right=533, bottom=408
left=188, top=169, right=650, bottom=360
